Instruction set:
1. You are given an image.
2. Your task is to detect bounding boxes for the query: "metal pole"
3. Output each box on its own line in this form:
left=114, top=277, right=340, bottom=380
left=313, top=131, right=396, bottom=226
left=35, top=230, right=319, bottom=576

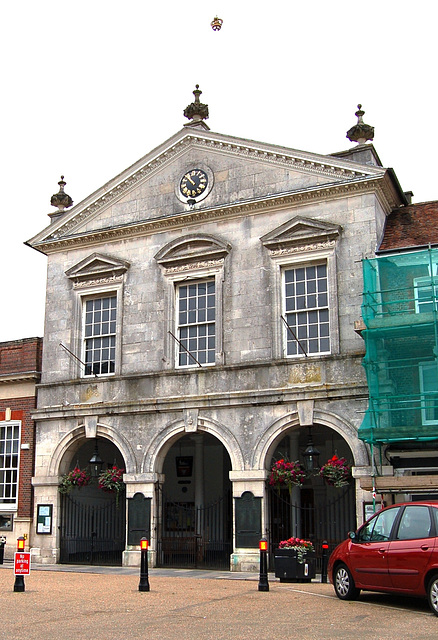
left=321, top=540, right=329, bottom=584
left=258, top=538, right=269, bottom=592
left=138, top=538, right=150, bottom=592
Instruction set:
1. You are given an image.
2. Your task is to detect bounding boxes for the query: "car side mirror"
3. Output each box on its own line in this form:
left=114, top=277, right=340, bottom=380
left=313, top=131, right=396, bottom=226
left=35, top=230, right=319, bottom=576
left=348, top=531, right=357, bottom=541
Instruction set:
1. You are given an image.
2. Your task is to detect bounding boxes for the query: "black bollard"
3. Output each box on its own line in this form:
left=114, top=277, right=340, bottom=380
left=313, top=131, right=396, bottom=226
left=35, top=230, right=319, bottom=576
left=321, top=540, right=329, bottom=584
left=14, top=537, right=26, bottom=592
left=258, top=538, right=269, bottom=592
left=138, top=538, right=150, bottom=592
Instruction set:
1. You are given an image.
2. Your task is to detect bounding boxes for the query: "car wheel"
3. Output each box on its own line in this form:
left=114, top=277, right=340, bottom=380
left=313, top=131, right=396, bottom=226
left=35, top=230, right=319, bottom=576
left=334, top=563, right=360, bottom=601
left=427, top=575, right=438, bottom=616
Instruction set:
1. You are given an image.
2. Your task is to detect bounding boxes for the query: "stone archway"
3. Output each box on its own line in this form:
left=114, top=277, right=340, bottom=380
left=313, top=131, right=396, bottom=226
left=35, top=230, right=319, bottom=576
left=266, top=423, right=357, bottom=554
left=253, top=409, right=364, bottom=567
left=58, top=436, right=126, bottom=566
left=155, top=431, right=233, bottom=570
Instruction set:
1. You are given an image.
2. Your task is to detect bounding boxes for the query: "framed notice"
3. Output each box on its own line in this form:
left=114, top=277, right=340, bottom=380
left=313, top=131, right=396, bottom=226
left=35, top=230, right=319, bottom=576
left=364, top=501, right=385, bottom=522
left=36, top=504, right=53, bottom=534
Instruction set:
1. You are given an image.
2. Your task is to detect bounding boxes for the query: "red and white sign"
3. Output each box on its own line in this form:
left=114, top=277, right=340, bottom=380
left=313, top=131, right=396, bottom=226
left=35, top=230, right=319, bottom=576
left=14, top=552, right=31, bottom=575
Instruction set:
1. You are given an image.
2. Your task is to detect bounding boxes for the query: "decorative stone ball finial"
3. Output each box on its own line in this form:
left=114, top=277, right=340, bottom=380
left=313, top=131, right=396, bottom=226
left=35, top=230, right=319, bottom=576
left=183, top=85, right=209, bottom=123
left=346, top=104, right=374, bottom=145
left=211, top=16, right=223, bottom=31
left=50, top=175, right=73, bottom=211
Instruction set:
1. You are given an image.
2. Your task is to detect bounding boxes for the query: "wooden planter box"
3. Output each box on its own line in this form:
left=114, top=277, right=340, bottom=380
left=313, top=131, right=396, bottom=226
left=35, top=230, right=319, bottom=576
left=274, top=548, right=316, bottom=583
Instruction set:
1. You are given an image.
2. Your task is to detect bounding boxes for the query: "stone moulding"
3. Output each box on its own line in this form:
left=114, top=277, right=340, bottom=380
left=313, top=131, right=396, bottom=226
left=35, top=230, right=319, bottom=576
left=30, top=130, right=387, bottom=248
left=33, top=176, right=393, bottom=255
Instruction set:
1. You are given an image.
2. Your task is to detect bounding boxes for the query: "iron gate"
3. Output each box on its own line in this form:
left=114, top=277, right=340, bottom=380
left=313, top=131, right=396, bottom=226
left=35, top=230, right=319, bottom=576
left=60, top=489, right=125, bottom=565
left=268, top=483, right=356, bottom=571
left=156, top=490, right=232, bottom=570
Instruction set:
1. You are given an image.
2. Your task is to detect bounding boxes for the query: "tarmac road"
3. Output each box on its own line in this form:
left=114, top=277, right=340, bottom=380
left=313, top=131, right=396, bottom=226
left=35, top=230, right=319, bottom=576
left=1, top=564, right=437, bottom=640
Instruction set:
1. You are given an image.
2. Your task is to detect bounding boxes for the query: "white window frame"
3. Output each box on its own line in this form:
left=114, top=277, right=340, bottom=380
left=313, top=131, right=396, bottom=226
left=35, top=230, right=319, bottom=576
left=175, top=278, right=216, bottom=368
left=414, top=275, right=438, bottom=314
left=270, top=247, right=339, bottom=359
left=282, top=261, right=331, bottom=357
left=166, top=265, right=224, bottom=369
left=419, top=362, right=438, bottom=425
left=81, top=292, right=118, bottom=377
left=0, top=420, right=20, bottom=511
left=73, top=282, right=123, bottom=378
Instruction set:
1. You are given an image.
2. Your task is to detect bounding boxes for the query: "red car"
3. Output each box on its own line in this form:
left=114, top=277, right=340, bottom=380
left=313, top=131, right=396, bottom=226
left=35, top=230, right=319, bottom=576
left=328, top=501, right=438, bottom=615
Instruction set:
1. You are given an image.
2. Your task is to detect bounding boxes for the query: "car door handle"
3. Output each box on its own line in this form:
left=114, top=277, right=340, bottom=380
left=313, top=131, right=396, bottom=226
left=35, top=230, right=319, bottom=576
left=421, top=545, right=430, bottom=551
left=378, top=548, right=386, bottom=554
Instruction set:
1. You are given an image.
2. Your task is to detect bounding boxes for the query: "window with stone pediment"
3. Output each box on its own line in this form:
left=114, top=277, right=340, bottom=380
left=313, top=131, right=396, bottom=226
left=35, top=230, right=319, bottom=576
left=65, top=253, right=129, bottom=377
left=261, top=215, right=341, bottom=359
left=0, top=421, right=20, bottom=510
left=155, top=234, right=230, bottom=369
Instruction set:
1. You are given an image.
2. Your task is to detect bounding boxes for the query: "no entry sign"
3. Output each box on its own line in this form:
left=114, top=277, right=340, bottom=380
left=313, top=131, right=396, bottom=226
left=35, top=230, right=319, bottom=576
left=14, top=552, right=31, bottom=575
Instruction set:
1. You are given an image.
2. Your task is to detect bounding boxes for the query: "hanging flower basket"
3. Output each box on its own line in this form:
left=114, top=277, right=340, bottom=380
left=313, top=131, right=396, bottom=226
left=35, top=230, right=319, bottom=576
left=58, top=467, right=91, bottom=494
left=319, top=455, right=352, bottom=488
left=98, top=466, right=125, bottom=506
left=269, top=459, right=307, bottom=493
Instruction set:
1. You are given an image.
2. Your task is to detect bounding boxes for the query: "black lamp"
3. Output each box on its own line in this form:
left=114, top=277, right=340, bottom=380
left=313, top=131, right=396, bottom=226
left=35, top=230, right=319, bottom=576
left=302, top=428, right=320, bottom=472
left=89, top=440, right=103, bottom=477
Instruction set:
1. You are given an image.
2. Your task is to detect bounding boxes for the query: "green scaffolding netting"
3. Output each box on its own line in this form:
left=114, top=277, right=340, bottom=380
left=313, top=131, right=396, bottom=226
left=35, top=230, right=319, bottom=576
left=359, top=247, right=438, bottom=444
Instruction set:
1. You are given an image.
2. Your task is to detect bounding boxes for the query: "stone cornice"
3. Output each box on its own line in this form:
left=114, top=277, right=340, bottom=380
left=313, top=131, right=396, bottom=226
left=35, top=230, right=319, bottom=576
left=28, top=131, right=387, bottom=251
left=32, top=175, right=395, bottom=255
left=0, top=371, right=40, bottom=385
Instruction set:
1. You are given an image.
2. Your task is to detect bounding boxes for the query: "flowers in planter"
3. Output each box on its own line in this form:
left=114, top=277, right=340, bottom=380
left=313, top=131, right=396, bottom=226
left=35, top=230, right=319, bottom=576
left=319, top=455, right=352, bottom=488
left=98, top=465, right=125, bottom=506
left=269, top=459, right=307, bottom=493
left=278, top=536, right=314, bottom=564
left=58, top=467, right=91, bottom=494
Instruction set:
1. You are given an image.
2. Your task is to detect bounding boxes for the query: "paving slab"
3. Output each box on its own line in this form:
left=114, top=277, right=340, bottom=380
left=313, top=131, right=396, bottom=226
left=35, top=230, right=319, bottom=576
left=1, top=563, right=437, bottom=640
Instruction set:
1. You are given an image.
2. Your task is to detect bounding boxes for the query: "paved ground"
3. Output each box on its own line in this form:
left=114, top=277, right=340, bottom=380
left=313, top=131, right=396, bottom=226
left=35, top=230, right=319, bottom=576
left=1, top=562, right=438, bottom=640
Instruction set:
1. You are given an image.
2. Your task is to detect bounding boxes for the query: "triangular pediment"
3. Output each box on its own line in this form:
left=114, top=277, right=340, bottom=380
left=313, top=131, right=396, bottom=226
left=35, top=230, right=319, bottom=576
left=27, top=127, right=394, bottom=255
left=261, top=216, right=342, bottom=251
left=65, top=253, right=130, bottom=284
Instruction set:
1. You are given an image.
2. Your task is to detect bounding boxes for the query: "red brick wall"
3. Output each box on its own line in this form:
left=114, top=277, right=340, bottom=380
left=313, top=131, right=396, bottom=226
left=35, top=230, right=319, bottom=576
left=0, top=337, right=42, bottom=519
left=0, top=404, right=35, bottom=517
left=0, top=337, right=42, bottom=376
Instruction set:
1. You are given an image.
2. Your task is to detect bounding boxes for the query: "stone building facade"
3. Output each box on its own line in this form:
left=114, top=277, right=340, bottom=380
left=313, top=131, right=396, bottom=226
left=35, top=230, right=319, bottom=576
left=0, top=337, right=42, bottom=558
left=26, top=95, right=409, bottom=569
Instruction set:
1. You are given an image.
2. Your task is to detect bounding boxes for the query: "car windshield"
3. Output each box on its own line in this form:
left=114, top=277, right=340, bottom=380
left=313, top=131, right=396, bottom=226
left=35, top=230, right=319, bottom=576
left=357, top=507, right=400, bottom=542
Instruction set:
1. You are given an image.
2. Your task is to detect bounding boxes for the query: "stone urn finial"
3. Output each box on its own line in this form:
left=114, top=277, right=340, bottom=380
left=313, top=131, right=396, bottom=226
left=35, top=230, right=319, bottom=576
left=183, top=85, right=210, bottom=130
left=50, top=175, right=73, bottom=212
left=346, top=104, right=374, bottom=144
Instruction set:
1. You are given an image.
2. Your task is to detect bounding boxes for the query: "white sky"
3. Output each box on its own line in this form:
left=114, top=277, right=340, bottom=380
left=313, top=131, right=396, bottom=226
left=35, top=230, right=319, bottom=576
left=1, top=1, right=437, bottom=342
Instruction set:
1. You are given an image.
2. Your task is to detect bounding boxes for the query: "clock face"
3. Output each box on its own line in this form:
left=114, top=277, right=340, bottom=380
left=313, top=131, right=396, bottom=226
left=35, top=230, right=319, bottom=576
left=180, top=169, right=208, bottom=200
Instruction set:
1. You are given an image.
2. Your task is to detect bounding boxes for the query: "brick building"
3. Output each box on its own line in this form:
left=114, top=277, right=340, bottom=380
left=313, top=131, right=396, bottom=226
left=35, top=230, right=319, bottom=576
left=0, top=337, right=42, bottom=557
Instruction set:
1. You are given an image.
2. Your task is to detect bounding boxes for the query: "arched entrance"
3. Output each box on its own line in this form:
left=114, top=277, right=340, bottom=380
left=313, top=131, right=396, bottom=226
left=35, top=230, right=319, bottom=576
left=267, top=424, right=356, bottom=565
left=59, top=437, right=126, bottom=566
left=156, top=432, right=232, bottom=569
